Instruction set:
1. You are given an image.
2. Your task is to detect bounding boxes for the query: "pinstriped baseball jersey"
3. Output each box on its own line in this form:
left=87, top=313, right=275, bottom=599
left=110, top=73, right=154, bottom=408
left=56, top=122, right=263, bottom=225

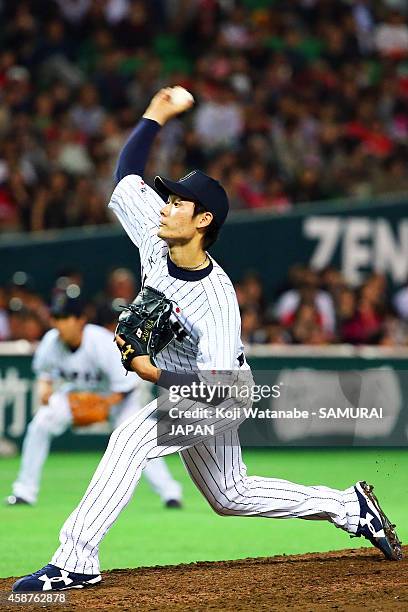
left=108, top=174, right=248, bottom=374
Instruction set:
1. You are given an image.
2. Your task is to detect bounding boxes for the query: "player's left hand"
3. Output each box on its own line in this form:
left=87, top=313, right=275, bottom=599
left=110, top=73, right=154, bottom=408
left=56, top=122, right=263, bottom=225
left=114, top=286, right=174, bottom=377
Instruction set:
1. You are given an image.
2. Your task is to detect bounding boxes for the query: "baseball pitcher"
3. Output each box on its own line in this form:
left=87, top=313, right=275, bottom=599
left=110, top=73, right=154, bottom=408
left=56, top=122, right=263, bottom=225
left=12, top=88, right=401, bottom=592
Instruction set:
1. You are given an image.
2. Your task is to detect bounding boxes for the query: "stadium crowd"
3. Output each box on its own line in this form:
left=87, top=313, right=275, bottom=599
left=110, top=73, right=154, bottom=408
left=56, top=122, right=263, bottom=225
left=0, top=0, right=408, bottom=232
left=1, top=264, right=408, bottom=347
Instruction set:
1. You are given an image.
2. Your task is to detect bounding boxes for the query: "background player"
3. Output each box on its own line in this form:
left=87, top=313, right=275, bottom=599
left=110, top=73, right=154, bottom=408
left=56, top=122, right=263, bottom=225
left=12, top=88, right=401, bottom=592
left=6, top=291, right=182, bottom=509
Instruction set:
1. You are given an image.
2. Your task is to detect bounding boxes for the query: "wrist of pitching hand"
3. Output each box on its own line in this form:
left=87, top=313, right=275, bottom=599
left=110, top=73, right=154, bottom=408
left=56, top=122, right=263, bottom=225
left=142, top=109, right=169, bottom=126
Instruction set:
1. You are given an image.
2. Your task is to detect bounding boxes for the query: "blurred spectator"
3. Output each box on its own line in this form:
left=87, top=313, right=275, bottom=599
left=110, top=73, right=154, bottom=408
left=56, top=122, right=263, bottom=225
left=374, top=10, right=408, bottom=58
left=263, top=319, right=288, bottom=345
left=340, top=276, right=387, bottom=344
left=94, top=267, right=137, bottom=327
left=241, top=307, right=267, bottom=345
left=2, top=271, right=49, bottom=341
left=335, top=287, right=357, bottom=338
left=274, top=265, right=335, bottom=334
left=236, top=271, right=266, bottom=313
left=352, top=0, right=375, bottom=53
left=393, top=283, right=408, bottom=321
left=0, top=287, right=10, bottom=340
left=320, top=266, right=346, bottom=301
left=290, top=301, right=330, bottom=345
left=31, top=171, right=71, bottom=230
left=380, top=313, right=408, bottom=346
left=105, top=267, right=136, bottom=301
left=56, top=126, right=94, bottom=176
left=193, top=86, right=244, bottom=150
left=70, top=83, right=106, bottom=136
left=55, top=1, right=91, bottom=26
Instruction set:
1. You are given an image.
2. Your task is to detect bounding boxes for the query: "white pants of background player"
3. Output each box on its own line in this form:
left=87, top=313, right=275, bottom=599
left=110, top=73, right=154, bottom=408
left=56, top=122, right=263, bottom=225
left=51, top=396, right=360, bottom=575
left=12, top=390, right=182, bottom=505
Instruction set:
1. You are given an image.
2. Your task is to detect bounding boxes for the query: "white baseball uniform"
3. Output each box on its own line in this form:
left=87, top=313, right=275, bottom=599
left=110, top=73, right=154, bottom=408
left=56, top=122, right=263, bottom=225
left=12, top=323, right=182, bottom=504
left=50, top=175, right=360, bottom=575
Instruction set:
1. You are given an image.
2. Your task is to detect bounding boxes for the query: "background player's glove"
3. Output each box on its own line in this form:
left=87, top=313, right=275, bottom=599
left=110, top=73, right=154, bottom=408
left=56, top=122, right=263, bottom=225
left=115, top=286, right=174, bottom=371
left=69, top=392, right=122, bottom=426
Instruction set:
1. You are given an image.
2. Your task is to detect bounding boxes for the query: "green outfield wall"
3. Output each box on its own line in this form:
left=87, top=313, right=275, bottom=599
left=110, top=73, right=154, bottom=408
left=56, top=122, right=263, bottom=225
left=1, top=346, right=407, bottom=450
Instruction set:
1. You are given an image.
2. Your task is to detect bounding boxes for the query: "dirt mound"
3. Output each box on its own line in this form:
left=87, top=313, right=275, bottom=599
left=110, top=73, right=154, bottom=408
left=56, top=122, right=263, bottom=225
left=1, top=546, right=407, bottom=611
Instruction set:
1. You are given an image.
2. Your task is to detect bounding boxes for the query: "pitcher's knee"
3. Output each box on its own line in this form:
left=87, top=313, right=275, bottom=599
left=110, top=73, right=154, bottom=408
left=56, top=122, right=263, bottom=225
left=107, top=419, right=134, bottom=448
left=209, top=497, right=241, bottom=516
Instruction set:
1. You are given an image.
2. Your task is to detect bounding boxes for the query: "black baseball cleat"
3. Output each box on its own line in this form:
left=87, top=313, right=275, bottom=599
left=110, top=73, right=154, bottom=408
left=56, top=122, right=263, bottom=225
left=12, top=564, right=101, bottom=592
left=353, top=481, right=402, bottom=561
left=5, top=495, right=31, bottom=506
left=165, top=499, right=182, bottom=509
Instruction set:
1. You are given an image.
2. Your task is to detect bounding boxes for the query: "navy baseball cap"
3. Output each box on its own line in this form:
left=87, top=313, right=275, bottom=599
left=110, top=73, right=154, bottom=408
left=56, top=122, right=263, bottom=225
left=154, top=170, right=229, bottom=227
left=50, top=293, right=85, bottom=318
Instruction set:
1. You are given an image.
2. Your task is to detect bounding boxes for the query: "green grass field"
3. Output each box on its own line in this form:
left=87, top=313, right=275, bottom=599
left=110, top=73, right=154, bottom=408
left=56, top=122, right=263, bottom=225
left=0, top=448, right=406, bottom=579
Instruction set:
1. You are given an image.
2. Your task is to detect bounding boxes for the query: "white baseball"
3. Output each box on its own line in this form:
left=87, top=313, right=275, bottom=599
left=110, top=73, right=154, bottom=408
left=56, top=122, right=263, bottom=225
left=170, top=86, right=194, bottom=107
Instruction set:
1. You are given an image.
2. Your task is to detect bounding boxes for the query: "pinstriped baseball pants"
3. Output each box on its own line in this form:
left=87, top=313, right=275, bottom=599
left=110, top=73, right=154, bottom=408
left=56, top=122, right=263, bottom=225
left=51, top=398, right=360, bottom=575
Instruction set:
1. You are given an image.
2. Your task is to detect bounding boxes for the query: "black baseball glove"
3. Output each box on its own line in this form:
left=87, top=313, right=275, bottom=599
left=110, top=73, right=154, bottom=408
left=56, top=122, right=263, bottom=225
left=115, top=286, right=174, bottom=371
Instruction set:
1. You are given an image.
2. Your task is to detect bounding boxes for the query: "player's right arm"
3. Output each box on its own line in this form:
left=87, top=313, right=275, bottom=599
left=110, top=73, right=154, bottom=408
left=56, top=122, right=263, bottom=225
left=108, top=89, right=194, bottom=251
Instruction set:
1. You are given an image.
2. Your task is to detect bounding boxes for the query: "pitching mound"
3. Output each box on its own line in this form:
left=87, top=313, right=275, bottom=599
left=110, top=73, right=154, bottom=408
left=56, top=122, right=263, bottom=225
left=1, top=546, right=407, bottom=611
